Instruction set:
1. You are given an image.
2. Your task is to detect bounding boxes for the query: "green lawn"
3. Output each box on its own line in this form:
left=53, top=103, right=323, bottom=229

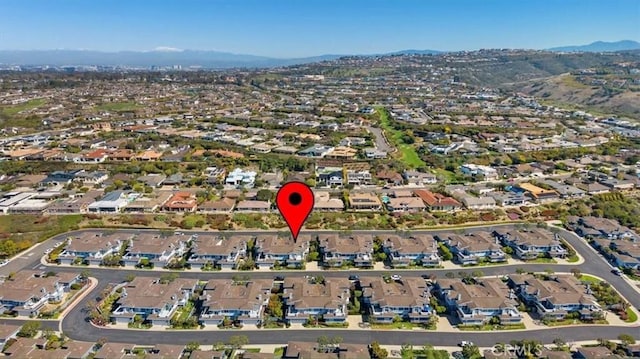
left=274, top=347, right=285, bottom=358
left=96, top=101, right=141, bottom=112
left=0, top=98, right=47, bottom=117
left=527, top=258, right=558, bottom=264
left=458, top=323, right=526, bottom=331
left=376, top=107, right=426, bottom=168
left=579, top=274, right=603, bottom=284
left=626, top=308, right=638, bottom=323
left=566, top=254, right=580, bottom=263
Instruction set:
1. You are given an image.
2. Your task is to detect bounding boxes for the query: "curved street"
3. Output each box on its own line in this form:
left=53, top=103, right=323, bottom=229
left=1, top=224, right=639, bottom=345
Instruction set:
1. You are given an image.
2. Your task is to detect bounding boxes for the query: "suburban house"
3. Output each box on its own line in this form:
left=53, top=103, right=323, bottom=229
left=318, top=234, right=374, bottom=268
left=281, top=341, right=370, bottom=359
left=461, top=195, right=497, bottom=210
left=88, top=191, right=138, bottom=213
left=347, top=192, right=382, bottom=211
left=414, top=190, right=462, bottom=211
left=516, top=183, right=559, bottom=202
left=489, top=192, right=527, bottom=207
left=162, top=191, right=198, bottom=212
left=197, top=197, right=236, bottom=213
left=568, top=216, right=637, bottom=240
left=3, top=338, right=95, bottom=359
left=313, top=192, right=344, bottom=211
left=382, top=234, right=441, bottom=267
left=254, top=234, right=311, bottom=268
left=493, top=228, right=567, bottom=260
left=576, top=181, right=610, bottom=195
left=541, top=180, right=586, bottom=199
left=385, top=196, right=426, bottom=212
left=122, top=232, right=192, bottom=268
left=282, top=277, right=351, bottom=324
left=508, top=274, right=602, bottom=321
left=58, top=231, right=132, bottom=265
left=609, top=241, right=640, bottom=269
left=188, top=234, right=249, bottom=270
left=434, top=278, right=522, bottom=325
left=111, top=277, right=199, bottom=327
left=360, top=276, right=433, bottom=323
left=94, top=343, right=186, bottom=359
left=0, top=270, right=81, bottom=317
left=199, top=279, right=272, bottom=326
left=123, top=192, right=173, bottom=213
left=343, top=162, right=372, bottom=185
left=316, top=166, right=344, bottom=187
left=439, top=231, right=506, bottom=265
left=376, top=170, right=404, bottom=186
left=403, top=170, right=437, bottom=186
left=225, top=168, right=256, bottom=188
left=0, top=323, right=20, bottom=346
left=235, top=200, right=271, bottom=212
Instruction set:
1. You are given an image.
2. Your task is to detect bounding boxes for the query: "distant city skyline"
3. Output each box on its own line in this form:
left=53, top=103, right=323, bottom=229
left=0, top=0, right=638, bottom=58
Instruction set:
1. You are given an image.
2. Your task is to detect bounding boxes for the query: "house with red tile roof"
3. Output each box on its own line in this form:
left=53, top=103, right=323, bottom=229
left=414, top=189, right=462, bottom=211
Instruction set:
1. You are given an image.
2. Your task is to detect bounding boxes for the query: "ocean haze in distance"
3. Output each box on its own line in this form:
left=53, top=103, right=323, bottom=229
left=0, top=41, right=639, bottom=69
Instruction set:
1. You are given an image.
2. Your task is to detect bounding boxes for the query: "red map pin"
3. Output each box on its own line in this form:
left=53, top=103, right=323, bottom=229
left=276, top=181, right=314, bottom=242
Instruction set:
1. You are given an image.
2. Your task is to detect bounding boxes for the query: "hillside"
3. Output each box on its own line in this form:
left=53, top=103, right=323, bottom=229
left=518, top=73, right=640, bottom=117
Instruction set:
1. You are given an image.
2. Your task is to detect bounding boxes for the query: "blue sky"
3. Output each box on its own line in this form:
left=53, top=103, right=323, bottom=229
left=0, top=0, right=638, bottom=57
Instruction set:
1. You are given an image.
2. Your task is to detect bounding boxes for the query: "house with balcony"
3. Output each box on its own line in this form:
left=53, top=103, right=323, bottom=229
left=199, top=279, right=272, bottom=326
left=187, top=234, right=249, bottom=270
left=282, top=277, right=351, bottom=324
left=58, top=231, right=131, bottom=265
left=122, top=232, right=192, bottom=268
left=347, top=192, right=382, bottom=211
left=254, top=234, right=311, bottom=268
left=439, top=231, right=506, bottom=265
left=316, top=166, right=344, bottom=187
left=360, top=276, right=433, bottom=323
left=318, top=234, right=374, bottom=268
left=87, top=191, right=138, bottom=213
left=493, top=228, right=567, bottom=260
left=382, top=234, right=441, bottom=267
left=225, top=168, right=256, bottom=188
left=0, top=270, right=80, bottom=317
left=507, top=274, right=602, bottom=321
left=568, top=216, right=637, bottom=240
left=385, top=196, right=426, bottom=212
left=343, top=163, right=372, bottom=186
left=403, top=170, right=437, bottom=186
left=111, top=277, right=199, bottom=327
left=434, top=278, right=522, bottom=325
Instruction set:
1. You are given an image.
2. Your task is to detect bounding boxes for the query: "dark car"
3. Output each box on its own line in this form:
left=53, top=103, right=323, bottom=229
left=274, top=275, right=285, bottom=281
left=348, top=275, right=359, bottom=281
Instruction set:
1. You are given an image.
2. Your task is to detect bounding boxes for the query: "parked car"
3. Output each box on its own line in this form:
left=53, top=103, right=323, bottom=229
left=612, top=268, right=622, bottom=276
left=348, top=274, right=359, bottom=281
left=0, top=260, right=8, bottom=267
left=459, top=341, right=474, bottom=347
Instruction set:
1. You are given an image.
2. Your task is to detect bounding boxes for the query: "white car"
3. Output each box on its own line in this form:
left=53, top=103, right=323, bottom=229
left=44, top=248, right=53, bottom=254
left=460, top=341, right=474, bottom=347
left=391, top=274, right=402, bottom=281
left=0, top=260, right=8, bottom=267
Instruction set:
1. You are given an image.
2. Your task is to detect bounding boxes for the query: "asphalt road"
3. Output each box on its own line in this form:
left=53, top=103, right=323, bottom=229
left=1, top=225, right=639, bottom=345
left=365, top=125, right=394, bottom=153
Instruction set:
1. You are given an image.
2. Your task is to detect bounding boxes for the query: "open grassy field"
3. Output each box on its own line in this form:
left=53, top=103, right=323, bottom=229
left=377, top=107, right=426, bottom=168
left=95, top=101, right=141, bottom=112
left=0, top=98, right=48, bottom=128
left=0, top=215, right=83, bottom=257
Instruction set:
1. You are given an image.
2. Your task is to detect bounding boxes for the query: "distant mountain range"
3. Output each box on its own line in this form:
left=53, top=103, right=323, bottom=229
left=0, top=40, right=637, bottom=69
left=547, top=40, right=640, bottom=53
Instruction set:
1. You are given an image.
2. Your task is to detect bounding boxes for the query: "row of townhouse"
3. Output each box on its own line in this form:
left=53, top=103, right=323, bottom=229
left=58, top=227, right=566, bottom=270
left=567, top=216, right=640, bottom=270
left=107, top=273, right=603, bottom=329
left=434, top=274, right=603, bottom=325
left=436, top=227, right=567, bottom=265
left=0, top=271, right=81, bottom=317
